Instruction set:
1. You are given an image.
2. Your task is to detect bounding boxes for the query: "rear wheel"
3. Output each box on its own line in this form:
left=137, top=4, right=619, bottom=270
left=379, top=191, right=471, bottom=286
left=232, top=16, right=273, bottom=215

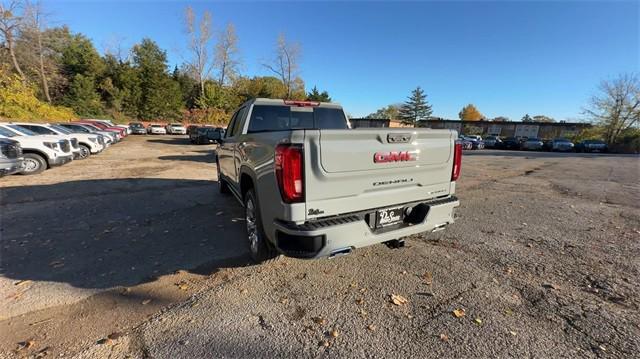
left=21, top=153, right=47, bottom=175
left=78, top=144, right=91, bottom=159
left=244, top=189, right=279, bottom=264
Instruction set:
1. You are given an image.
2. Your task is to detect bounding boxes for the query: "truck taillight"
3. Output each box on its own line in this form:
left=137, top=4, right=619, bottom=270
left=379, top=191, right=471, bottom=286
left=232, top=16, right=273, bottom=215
left=451, top=142, right=462, bottom=181
left=275, top=144, right=304, bottom=203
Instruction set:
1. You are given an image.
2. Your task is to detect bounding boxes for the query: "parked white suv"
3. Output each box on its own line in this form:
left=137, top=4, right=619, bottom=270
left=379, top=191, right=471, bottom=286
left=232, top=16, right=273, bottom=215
left=147, top=124, right=167, bottom=135
left=166, top=123, right=187, bottom=135
left=13, top=123, right=105, bottom=159
left=7, top=123, right=81, bottom=159
left=0, top=124, right=74, bottom=174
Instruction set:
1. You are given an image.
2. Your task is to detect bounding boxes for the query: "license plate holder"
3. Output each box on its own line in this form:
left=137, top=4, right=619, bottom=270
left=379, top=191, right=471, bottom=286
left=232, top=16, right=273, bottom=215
left=376, top=206, right=405, bottom=228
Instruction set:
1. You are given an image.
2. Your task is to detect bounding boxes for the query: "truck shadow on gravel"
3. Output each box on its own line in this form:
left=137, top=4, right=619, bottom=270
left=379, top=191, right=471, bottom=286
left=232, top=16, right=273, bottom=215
left=0, top=178, right=250, bottom=289
left=147, top=137, right=196, bottom=146
left=158, top=152, right=216, bottom=163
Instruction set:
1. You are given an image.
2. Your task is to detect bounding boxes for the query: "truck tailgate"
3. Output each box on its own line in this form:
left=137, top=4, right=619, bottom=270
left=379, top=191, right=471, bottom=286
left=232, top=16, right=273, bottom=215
left=304, top=128, right=455, bottom=220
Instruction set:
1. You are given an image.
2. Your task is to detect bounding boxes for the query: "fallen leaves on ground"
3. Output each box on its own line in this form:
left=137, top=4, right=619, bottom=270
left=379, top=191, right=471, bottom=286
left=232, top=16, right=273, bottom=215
left=175, top=281, right=189, bottom=291
left=97, top=338, right=113, bottom=345
left=423, top=272, right=433, bottom=285
left=107, top=332, right=122, bottom=340
left=329, top=329, right=339, bottom=338
left=312, top=317, right=327, bottom=325
left=141, top=299, right=152, bottom=305
left=439, top=333, right=449, bottom=342
left=367, top=324, right=377, bottom=331
left=390, top=294, right=408, bottom=306
left=452, top=308, right=466, bottom=318
left=509, top=330, right=517, bottom=336
left=15, top=340, right=35, bottom=352
left=474, top=318, right=483, bottom=325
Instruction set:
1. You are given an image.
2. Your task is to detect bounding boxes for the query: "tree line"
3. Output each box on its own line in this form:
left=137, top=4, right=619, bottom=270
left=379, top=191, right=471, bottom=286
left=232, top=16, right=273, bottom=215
left=367, top=75, right=638, bottom=148
left=0, top=1, right=331, bottom=124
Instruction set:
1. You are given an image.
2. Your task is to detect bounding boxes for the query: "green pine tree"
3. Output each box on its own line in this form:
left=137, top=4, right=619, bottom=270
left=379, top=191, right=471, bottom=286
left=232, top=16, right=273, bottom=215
left=306, top=86, right=332, bottom=102
left=63, top=74, right=104, bottom=116
left=398, top=86, right=432, bottom=124
left=132, top=39, right=183, bottom=120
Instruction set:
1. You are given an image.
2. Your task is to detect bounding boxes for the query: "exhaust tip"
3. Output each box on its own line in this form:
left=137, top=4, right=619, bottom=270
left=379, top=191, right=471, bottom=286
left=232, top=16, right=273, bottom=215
left=329, top=247, right=353, bottom=258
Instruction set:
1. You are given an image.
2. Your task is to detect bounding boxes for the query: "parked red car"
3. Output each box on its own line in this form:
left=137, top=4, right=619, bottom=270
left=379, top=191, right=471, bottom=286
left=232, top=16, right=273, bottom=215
left=73, top=121, right=127, bottom=139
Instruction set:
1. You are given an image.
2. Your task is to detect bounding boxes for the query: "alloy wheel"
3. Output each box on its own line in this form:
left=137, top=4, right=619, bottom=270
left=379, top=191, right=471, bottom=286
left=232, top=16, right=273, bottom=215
left=79, top=146, right=90, bottom=159
left=22, top=158, right=40, bottom=173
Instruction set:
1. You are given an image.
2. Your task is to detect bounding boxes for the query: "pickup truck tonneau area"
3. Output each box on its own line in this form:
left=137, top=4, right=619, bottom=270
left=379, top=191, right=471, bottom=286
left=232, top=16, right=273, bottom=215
left=216, top=98, right=461, bottom=263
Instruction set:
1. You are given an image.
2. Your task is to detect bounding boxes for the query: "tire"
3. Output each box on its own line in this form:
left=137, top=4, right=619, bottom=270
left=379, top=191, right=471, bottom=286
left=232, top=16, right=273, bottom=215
left=78, top=144, right=91, bottom=159
left=20, top=153, right=47, bottom=175
left=244, top=189, right=279, bottom=264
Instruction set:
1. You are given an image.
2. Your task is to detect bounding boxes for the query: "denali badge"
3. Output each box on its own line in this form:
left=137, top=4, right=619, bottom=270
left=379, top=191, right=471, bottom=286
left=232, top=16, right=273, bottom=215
left=308, top=208, right=325, bottom=216
left=374, top=151, right=417, bottom=163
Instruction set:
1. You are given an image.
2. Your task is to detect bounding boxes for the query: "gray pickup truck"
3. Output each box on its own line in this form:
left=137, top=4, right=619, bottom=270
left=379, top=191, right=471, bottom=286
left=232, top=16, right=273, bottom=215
left=216, top=98, right=461, bottom=263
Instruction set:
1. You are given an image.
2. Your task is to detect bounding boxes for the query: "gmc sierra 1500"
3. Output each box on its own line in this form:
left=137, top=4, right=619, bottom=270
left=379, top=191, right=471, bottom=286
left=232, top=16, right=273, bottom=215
left=217, top=98, right=461, bottom=263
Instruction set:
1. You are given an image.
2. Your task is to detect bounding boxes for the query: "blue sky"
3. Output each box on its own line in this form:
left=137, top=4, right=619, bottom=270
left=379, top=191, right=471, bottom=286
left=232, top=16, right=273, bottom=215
left=44, top=1, right=638, bottom=120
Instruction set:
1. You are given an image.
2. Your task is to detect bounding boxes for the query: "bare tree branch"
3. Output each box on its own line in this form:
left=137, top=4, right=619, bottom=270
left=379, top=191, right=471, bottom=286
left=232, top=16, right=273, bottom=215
left=0, top=0, right=26, bottom=80
left=184, top=5, right=213, bottom=99
left=23, top=0, right=51, bottom=101
left=263, top=33, right=300, bottom=99
left=214, top=22, right=240, bottom=86
left=584, top=73, right=640, bottom=144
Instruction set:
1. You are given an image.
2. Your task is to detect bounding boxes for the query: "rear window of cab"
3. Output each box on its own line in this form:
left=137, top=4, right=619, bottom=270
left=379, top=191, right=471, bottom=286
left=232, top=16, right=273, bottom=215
left=247, top=105, right=348, bottom=133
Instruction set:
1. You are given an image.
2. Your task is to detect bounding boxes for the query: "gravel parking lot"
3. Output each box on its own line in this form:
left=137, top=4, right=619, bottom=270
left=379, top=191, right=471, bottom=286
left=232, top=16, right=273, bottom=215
left=1, top=136, right=638, bottom=358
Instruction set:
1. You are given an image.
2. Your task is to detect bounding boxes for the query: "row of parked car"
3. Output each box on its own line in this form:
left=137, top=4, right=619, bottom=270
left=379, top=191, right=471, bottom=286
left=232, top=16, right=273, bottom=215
left=459, top=135, right=609, bottom=153
left=0, top=119, right=131, bottom=177
left=128, top=122, right=188, bottom=135
left=126, top=122, right=227, bottom=146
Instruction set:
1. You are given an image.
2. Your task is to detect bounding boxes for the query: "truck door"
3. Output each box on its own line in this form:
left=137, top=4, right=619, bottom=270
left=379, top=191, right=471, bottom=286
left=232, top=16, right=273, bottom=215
left=231, top=106, right=249, bottom=184
left=218, top=110, right=239, bottom=186
left=218, top=106, right=248, bottom=188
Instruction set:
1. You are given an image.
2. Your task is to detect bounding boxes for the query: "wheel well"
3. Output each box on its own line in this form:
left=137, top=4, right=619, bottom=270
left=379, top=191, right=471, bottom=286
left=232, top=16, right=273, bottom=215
left=78, top=142, right=91, bottom=148
left=240, top=173, right=254, bottom=200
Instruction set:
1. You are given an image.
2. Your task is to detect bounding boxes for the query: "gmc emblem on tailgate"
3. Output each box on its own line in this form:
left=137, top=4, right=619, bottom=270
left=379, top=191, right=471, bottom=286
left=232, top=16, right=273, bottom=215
left=374, top=151, right=417, bottom=163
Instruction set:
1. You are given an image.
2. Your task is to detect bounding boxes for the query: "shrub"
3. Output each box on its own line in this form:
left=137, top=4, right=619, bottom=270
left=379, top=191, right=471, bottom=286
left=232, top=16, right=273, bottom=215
left=0, top=67, right=77, bottom=121
left=182, top=108, right=231, bottom=126
left=611, top=128, right=640, bottom=153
